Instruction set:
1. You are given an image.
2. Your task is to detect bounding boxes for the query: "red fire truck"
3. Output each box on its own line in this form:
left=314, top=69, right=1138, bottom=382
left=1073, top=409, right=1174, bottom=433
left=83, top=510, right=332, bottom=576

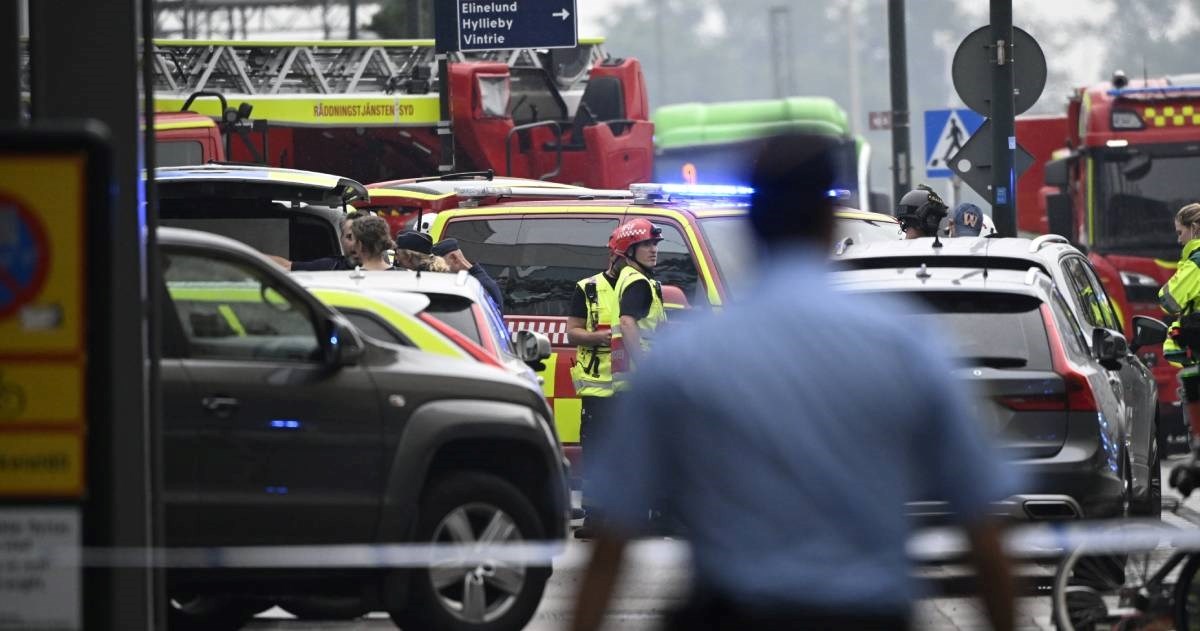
left=149, top=39, right=653, bottom=189
left=1021, top=73, right=1200, bottom=452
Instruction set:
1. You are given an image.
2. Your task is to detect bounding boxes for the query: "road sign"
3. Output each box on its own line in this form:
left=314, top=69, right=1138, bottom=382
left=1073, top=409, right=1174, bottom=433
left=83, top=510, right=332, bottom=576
left=948, top=119, right=1036, bottom=200
left=951, top=25, right=1047, bottom=117
left=440, top=0, right=579, bottom=52
left=925, top=108, right=985, bottom=178
left=868, top=111, right=892, bottom=131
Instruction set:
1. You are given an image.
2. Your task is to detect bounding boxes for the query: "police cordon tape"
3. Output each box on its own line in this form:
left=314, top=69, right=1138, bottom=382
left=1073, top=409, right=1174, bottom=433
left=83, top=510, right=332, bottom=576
left=30, top=519, right=1200, bottom=569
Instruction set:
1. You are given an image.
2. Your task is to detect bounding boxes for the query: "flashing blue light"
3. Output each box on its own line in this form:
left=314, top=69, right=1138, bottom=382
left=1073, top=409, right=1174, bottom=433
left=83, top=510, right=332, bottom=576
left=658, top=183, right=755, bottom=197
left=265, top=486, right=289, bottom=494
left=826, top=189, right=852, bottom=199
left=330, top=335, right=339, bottom=346
left=269, top=419, right=301, bottom=429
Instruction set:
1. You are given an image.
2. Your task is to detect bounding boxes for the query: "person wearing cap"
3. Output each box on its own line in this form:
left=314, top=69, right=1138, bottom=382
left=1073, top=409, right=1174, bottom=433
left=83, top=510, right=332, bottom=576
left=949, top=202, right=985, bottom=237
left=433, top=238, right=505, bottom=313
left=391, top=230, right=451, bottom=273
left=609, top=218, right=667, bottom=380
left=896, top=184, right=949, bottom=239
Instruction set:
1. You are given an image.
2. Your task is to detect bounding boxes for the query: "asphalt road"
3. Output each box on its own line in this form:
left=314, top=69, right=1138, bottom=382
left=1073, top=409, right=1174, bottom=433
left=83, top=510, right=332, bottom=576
left=245, top=456, right=1200, bottom=631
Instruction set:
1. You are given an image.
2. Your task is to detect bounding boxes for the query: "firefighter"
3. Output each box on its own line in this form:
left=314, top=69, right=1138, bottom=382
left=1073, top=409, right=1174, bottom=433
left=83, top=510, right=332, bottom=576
left=566, top=247, right=621, bottom=537
left=1160, top=203, right=1200, bottom=366
left=609, top=218, right=667, bottom=382
left=896, top=184, right=949, bottom=239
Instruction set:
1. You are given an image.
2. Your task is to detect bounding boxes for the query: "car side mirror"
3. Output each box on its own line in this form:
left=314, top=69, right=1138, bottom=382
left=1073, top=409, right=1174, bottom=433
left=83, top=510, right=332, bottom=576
left=1044, top=156, right=1071, bottom=188
left=1130, top=315, right=1168, bottom=353
left=513, top=329, right=552, bottom=367
left=661, top=284, right=691, bottom=311
left=1093, top=327, right=1128, bottom=370
left=322, top=314, right=365, bottom=368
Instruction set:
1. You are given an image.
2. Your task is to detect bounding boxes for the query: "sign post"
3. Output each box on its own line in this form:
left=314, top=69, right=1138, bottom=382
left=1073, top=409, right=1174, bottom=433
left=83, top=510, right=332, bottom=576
left=0, top=127, right=110, bottom=631
left=950, top=22, right=1046, bottom=235
left=434, top=0, right=579, bottom=174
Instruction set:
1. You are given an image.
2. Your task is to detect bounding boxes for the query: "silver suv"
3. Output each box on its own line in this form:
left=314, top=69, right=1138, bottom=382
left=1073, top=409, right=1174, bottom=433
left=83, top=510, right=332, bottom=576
left=833, top=236, right=1167, bottom=520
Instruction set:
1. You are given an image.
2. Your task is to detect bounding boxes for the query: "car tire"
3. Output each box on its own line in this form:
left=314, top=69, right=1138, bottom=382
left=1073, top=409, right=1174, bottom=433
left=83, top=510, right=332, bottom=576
left=389, top=472, right=550, bottom=631
left=167, top=595, right=262, bottom=631
left=1130, top=424, right=1162, bottom=519
left=280, top=596, right=369, bottom=620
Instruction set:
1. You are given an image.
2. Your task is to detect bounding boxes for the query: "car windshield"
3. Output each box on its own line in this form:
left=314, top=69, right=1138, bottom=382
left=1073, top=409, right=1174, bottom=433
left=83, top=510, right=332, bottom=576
left=697, top=216, right=755, bottom=300
left=1094, top=147, right=1200, bottom=260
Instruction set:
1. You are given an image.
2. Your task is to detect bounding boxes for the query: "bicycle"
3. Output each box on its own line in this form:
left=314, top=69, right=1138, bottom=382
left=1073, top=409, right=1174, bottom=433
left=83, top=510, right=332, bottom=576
left=1052, top=366, right=1200, bottom=630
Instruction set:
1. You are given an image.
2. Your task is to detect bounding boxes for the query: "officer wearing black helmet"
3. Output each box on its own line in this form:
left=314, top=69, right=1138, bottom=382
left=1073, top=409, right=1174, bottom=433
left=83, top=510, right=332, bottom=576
left=896, top=184, right=949, bottom=239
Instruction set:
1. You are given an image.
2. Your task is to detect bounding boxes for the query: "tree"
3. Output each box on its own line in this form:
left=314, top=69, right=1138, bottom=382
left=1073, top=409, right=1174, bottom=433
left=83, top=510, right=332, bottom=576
left=369, top=0, right=433, bottom=38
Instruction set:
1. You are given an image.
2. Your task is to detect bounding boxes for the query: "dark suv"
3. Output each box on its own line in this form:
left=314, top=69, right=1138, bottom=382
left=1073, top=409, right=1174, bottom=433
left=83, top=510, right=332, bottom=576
left=159, top=227, right=568, bottom=631
left=831, top=249, right=1167, bottom=522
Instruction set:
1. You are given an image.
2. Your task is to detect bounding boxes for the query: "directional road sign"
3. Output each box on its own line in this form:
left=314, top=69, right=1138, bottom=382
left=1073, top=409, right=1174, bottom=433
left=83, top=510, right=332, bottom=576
left=948, top=119, right=1036, bottom=201
left=440, top=0, right=579, bottom=52
left=925, top=108, right=985, bottom=178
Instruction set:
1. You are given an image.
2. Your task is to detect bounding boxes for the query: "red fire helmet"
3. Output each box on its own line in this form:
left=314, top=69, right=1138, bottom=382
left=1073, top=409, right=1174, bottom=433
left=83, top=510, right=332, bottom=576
left=609, top=218, right=663, bottom=255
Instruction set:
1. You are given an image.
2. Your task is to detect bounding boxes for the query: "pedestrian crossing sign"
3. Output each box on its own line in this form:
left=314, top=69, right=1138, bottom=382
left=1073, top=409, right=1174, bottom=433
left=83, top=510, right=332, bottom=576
left=924, top=108, right=985, bottom=178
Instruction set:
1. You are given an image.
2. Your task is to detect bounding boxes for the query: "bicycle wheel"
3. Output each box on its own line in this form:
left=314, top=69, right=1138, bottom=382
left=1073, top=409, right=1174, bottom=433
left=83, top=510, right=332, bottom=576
left=1052, top=530, right=1177, bottom=630
left=1173, top=553, right=1200, bottom=630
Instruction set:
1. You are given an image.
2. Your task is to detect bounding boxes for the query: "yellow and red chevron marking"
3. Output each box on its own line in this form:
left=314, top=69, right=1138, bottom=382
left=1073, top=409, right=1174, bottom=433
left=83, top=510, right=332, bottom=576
left=1143, top=105, right=1200, bottom=128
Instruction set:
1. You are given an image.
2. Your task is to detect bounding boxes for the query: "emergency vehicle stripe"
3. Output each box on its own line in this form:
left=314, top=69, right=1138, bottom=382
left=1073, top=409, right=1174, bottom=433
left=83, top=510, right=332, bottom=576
left=539, top=352, right=558, bottom=399
left=506, top=318, right=570, bottom=345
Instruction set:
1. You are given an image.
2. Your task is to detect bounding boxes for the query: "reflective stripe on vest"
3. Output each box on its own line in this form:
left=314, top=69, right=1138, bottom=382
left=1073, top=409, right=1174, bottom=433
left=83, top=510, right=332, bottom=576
left=570, top=272, right=618, bottom=397
left=611, top=264, right=667, bottom=387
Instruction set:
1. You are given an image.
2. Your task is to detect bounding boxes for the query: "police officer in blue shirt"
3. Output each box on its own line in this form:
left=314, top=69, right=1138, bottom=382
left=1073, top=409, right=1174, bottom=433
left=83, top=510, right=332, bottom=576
left=571, top=134, right=1016, bottom=631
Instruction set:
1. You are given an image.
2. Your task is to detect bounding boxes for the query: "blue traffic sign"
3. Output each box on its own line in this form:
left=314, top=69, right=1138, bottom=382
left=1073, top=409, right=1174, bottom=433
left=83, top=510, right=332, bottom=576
left=437, top=0, right=578, bottom=53
left=924, top=108, right=985, bottom=178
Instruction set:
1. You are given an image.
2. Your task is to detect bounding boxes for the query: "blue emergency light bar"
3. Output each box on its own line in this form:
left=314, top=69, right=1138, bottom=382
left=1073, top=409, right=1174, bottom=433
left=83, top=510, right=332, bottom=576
left=1108, top=85, right=1200, bottom=97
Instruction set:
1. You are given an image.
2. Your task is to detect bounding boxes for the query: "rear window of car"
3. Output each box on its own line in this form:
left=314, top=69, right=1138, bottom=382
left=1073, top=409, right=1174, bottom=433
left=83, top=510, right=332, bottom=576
left=424, top=294, right=481, bottom=345
left=898, top=291, right=1052, bottom=370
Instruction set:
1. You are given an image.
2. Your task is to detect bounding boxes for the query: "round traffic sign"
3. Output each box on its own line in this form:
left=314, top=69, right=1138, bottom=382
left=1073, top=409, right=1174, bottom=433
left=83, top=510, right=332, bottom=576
left=0, top=196, right=50, bottom=319
left=952, top=25, right=1047, bottom=117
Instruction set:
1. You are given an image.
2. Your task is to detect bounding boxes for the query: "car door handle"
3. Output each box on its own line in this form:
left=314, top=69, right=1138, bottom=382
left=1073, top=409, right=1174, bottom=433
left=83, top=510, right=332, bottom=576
left=201, top=396, right=239, bottom=417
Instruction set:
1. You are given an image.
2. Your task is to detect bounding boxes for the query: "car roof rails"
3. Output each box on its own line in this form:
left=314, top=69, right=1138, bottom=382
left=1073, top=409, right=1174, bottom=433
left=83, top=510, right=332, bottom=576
left=1029, top=234, right=1069, bottom=253
left=414, top=169, right=496, bottom=183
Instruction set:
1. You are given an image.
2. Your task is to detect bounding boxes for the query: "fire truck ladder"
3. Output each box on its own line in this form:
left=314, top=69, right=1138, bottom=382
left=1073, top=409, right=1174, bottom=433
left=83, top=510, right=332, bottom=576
left=149, top=39, right=608, bottom=96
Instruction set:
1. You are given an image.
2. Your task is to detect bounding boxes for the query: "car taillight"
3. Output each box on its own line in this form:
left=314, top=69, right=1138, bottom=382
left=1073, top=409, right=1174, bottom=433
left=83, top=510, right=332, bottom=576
left=1039, top=303, right=1099, bottom=412
left=996, top=394, right=1067, bottom=411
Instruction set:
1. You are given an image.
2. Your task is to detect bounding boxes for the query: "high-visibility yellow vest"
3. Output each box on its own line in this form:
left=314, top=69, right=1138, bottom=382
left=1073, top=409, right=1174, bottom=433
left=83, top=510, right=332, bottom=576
left=1162, top=239, right=1200, bottom=365
left=570, top=272, right=618, bottom=397
left=611, top=264, right=667, bottom=388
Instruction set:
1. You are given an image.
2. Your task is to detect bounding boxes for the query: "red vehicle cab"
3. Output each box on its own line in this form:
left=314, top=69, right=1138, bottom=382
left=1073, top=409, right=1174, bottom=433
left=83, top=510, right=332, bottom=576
left=1030, top=74, right=1200, bottom=452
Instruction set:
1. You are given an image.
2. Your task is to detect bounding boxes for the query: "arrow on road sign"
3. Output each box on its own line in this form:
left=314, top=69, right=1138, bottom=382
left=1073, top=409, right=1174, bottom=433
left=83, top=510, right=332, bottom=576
left=553, top=8, right=570, bottom=20
left=948, top=119, right=1036, bottom=201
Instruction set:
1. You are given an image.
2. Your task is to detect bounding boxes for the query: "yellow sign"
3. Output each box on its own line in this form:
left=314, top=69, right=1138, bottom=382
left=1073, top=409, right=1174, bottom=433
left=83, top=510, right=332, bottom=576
left=0, top=363, right=83, bottom=426
left=0, top=156, right=86, bottom=356
left=0, top=432, right=83, bottom=497
left=156, top=94, right=442, bottom=127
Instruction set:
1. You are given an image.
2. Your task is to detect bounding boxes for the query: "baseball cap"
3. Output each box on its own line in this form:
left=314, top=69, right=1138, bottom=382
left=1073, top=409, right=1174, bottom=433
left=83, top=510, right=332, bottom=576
left=951, top=203, right=984, bottom=237
left=394, top=230, right=433, bottom=254
left=431, top=238, right=460, bottom=257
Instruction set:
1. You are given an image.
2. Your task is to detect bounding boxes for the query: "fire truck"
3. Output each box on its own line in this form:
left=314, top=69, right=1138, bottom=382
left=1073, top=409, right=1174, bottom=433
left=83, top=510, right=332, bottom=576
left=1021, top=73, right=1200, bottom=452
left=146, top=39, right=653, bottom=188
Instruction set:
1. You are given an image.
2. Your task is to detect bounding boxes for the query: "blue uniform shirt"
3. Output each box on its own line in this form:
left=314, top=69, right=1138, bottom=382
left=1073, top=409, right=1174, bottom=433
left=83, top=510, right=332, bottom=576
left=589, top=247, right=1018, bottom=613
